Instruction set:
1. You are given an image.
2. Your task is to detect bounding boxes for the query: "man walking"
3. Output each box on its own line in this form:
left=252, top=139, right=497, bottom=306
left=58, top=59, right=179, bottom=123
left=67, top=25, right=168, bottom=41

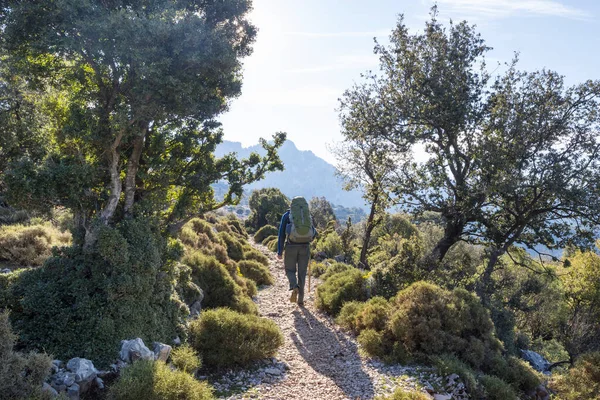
left=277, top=196, right=317, bottom=306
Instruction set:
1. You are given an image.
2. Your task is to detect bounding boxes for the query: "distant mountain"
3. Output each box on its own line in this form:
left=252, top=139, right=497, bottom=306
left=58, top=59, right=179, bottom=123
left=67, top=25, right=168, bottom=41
left=215, top=140, right=367, bottom=210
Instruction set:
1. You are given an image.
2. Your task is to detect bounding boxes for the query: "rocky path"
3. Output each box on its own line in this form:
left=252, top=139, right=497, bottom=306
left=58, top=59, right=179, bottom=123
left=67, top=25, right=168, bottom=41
left=217, top=241, right=432, bottom=400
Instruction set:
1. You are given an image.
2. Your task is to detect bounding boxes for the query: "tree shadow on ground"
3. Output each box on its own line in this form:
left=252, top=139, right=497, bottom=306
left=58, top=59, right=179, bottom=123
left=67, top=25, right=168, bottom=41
left=291, top=307, right=375, bottom=399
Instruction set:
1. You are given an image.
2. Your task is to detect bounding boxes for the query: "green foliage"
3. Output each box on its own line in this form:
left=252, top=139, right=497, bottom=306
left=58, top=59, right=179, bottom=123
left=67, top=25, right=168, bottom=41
left=309, top=261, right=328, bottom=277
left=266, top=238, right=278, bottom=253
left=108, top=360, right=213, bottom=400
left=7, top=219, right=187, bottom=366
left=218, top=231, right=244, bottom=261
left=1, top=0, right=285, bottom=243
left=336, top=301, right=366, bottom=334
left=243, top=248, right=269, bottom=266
left=389, top=282, right=502, bottom=368
left=315, top=268, right=367, bottom=316
left=171, top=344, right=201, bottom=374
left=247, top=188, right=289, bottom=231
left=369, top=235, right=425, bottom=298
left=336, top=297, right=390, bottom=335
left=315, top=231, right=344, bottom=258
left=357, top=329, right=386, bottom=360
left=0, top=268, right=24, bottom=309
left=183, top=251, right=257, bottom=315
left=261, top=235, right=277, bottom=246
left=479, top=375, right=517, bottom=400
left=225, top=215, right=247, bottom=237
left=309, top=197, right=337, bottom=230
left=0, top=311, right=53, bottom=400
left=550, top=352, right=600, bottom=400
left=432, top=354, right=481, bottom=397
left=188, top=219, right=219, bottom=243
left=320, top=261, right=353, bottom=281
left=237, top=260, right=273, bottom=286
left=188, top=308, right=283, bottom=369
left=254, top=225, right=278, bottom=244
left=374, top=388, right=431, bottom=400
left=0, top=223, right=70, bottom=266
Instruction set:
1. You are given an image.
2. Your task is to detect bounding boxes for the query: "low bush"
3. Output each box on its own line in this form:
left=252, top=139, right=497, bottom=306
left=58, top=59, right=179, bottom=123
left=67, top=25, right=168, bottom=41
left=108, top=360, right=213, bottom=400
left=432, top=354, right=481, bottom=397
left=315, top=231, right=343, bottom=258
left=309, top=261, right=328, bottom=277
left=550, top=352, right=600, bottom=400
left=262, top=235, right=277, bottom=246
left=0, top=223, right=71, bottom=266
left=171, top=344, right=201, bottom=374
left=315, top=268, right=367, bottom=316
left=225, top=216, right=247, bottom=237
left=374, top=387, right=431, bottom=400
left=0, top=269, right=24, bottom=309
left=243, top=248, right=269, bottom=266
left=336, top=301, right=366, bottom=334
left=319, top=261, right=352, bottom=281
left=218, top=231, right=244, bottom=261
left=479, top=375, right=517, bottom=400
left=0, top=311, right=53, bottom=399
left=266, top=238, right=278, bottom=253
left=254, top=225, right=278, bottom=244
left=388, top=282, right=502, bottom=367
left=357, top=328, right=386, bottom=359
left=238, top=260, right=273, bottom=286
left=189, top=308, right=283, bottom=369
left=187, top=218, right=218, bottom=243
left=183, top=252, right=257, bottom=314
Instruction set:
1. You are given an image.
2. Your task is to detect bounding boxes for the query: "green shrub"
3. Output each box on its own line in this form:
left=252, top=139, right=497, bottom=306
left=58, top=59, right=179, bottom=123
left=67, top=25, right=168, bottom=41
left=479, top=375, right=517, bottom=400
left=374, top=388, right=431, bottom=400
left=0, top=311, right=53, bottom=399
left=189, top=308, right=283, bottom=369
left=218, top=231, right=244, bottom=261
left=358, top=328, right=386, bottom=359
left=254, top=225, right=278, bottom=244
left=171, top=344, right=201, bottom=373
left=320, top=261, right=352, bottom=281
left=316, top=231, right=343, bottom=258
left=183, top=252, right=257, bottom=314
left=432, top=354, right=481, bottom=397
left=225, top=216, right=247, bottom=237
left=0, top=223, right=71, bottom=266
left=238, top=260, right=273, bottom=286
left=261, top=235, right=277, bottom=246
left=388, top=281, right=502, bottom=367
left=550, top=352, right=600, bottom=400
left=0, top=269, right=24, bottom=309
left=267, top=238, right=278, bottom=253
left=315, top=268, right=367, bottom=316
left=108, top=360, right=213, bottom=400
left=336, top=301, right=366, bottom=334
left=187, top=218, right=218, bottom=243
left=243, top=248, right=269, bottom=266
left=355, top=296, right=390, bottom=333
left=310, top=261, right=328, bottom=277
left=503, top=356, right=542, bottom=392
left=8, top=219, right=187, bottom=366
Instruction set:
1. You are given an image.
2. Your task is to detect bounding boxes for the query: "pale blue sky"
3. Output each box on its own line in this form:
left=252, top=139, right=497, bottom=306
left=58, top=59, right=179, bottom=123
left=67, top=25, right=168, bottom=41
left=219, top=0, right=599, bottom=164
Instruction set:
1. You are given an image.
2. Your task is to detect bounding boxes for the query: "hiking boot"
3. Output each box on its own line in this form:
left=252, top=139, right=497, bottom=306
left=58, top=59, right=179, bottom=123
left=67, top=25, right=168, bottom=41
left=297, top=301, right=304, bottom=307
left=290, top=288, right=298, bottom=303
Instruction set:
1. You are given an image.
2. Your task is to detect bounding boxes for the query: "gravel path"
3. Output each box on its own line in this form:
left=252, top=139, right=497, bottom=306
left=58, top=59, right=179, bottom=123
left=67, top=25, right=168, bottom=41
left=219, top=241, right=431, bottom=400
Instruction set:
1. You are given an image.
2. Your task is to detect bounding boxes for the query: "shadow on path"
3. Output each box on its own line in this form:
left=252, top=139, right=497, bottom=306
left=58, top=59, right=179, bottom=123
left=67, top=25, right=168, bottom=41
left=291, top=307, right=375, bottom=399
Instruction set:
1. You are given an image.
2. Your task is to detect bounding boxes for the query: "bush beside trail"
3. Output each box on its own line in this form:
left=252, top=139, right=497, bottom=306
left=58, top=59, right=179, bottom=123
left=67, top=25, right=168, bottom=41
left=0, top=223, right=71, bottom=266
left=189, top=308, right=283, bottom=369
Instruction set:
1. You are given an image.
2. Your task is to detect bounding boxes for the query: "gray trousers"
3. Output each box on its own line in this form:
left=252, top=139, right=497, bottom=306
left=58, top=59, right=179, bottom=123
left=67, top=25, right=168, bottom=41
left=284, top=243, right=310, bottom=301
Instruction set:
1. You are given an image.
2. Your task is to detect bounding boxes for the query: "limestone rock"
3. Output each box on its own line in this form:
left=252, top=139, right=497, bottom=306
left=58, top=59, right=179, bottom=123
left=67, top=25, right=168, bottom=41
left=120, top=338, right=154, bottom=363
left=521, top=349, right=551, bottom=373
left=153, top=342, right=172, bottom=362
left=42, top=382, right=59, bottom=397
left=66, top=357, right=98, bottom=393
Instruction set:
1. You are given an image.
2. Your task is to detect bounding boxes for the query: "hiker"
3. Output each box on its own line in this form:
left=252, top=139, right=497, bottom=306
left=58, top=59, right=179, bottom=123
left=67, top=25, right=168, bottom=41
left=277, top=196, right=317, bottom=306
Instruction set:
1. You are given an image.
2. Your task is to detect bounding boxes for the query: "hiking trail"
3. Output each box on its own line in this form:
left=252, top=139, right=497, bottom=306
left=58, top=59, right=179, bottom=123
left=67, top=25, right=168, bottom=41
left=216, top=240, right=433, bottom=400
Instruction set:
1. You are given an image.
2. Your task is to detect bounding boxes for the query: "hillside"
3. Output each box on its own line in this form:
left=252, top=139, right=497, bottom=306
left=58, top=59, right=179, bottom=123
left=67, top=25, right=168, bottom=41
left=216, top=140, right=366, bottom=210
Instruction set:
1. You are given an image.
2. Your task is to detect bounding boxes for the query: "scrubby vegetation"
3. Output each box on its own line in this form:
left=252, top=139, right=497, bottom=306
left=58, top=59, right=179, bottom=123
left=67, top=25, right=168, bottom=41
left=189, top=308, right=283, bottom=369
left=375, top=388, right=431, bottom=400
left=0, top=311, right=52, bottom=399
left=237, top=260, right=273, bottom=286
left=0, top=223, right=70, bottom=266
left=108, top=360, right=214, bottom=400
left=254, top=225, right=278, bottom=244
left=550, top=352, right=600, bottom=400
left=170, top=344, right=202, bottom=374
left=315, top=268, right=367, bottom=315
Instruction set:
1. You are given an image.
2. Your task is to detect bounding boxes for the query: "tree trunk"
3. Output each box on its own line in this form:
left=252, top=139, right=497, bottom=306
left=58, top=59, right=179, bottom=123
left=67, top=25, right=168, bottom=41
left=84, top=131, right=123, bottom=248
left=360, top=194, right=379, bottom=269
left=476, top=247, right=504, bottom=306
left=123, top=126, right=147, bottom=216
left=427, top=221, right=464, bottom=264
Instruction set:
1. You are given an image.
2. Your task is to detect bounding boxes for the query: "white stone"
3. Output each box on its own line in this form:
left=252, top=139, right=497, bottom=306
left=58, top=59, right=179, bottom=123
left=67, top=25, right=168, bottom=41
left=120, top=338, right=154, bottom=363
